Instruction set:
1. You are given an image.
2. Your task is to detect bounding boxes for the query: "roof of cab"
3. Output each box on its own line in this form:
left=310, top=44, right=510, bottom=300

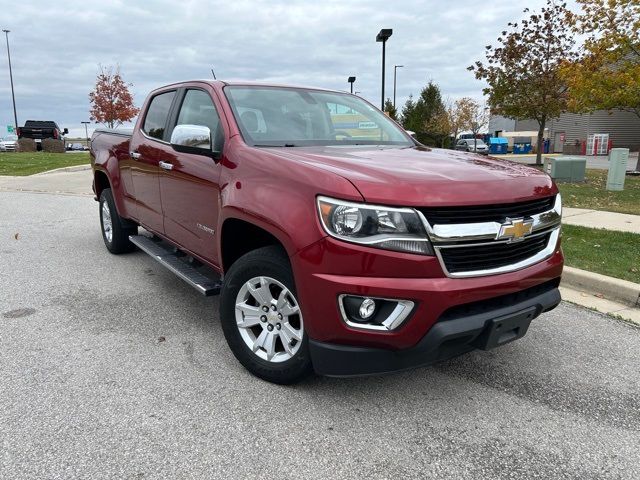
left=151, top=79, right=348, bottom=95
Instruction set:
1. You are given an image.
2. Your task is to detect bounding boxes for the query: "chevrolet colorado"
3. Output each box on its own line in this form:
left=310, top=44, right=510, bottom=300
left=90, top=80, right=563, bottom=384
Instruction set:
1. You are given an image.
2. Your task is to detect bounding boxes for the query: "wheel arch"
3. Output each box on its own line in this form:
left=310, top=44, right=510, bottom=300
left=220, top=216, right=291, bottom=273
left=94, top=169, right=111, bottom=199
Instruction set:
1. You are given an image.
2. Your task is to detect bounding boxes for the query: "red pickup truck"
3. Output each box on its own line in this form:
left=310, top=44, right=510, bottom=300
left=91, top=80, right=563, bottom=384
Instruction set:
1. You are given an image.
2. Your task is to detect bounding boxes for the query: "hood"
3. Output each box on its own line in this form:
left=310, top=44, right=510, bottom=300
left=265, top=145, right=556, bottom=206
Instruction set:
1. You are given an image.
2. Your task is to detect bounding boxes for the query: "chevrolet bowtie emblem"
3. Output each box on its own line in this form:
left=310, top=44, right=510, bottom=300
left=497, top=218, right=534, bottom=242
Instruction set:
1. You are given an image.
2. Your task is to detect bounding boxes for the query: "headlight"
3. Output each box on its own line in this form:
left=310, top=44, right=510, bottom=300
left=317, top=196, right=434, bottom=255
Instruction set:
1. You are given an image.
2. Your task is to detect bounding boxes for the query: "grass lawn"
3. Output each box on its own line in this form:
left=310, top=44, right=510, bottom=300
left=0, top=152, right=90, bottom=176
left=562, top=224, right=640, bottom=283
left=557, top=169, right=640, bottom=215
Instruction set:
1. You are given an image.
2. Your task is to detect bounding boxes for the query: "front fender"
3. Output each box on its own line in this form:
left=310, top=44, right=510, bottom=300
left=218, top=143, right=363, bottom=257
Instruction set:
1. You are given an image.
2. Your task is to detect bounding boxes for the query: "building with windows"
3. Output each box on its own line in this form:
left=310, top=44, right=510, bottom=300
left=489, top=109, right=640, bottom=153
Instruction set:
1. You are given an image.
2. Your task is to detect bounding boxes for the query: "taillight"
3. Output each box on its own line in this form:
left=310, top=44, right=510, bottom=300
left=53, top=130, right=58, bottom=139
left=16, top=127, right=20, bottom=137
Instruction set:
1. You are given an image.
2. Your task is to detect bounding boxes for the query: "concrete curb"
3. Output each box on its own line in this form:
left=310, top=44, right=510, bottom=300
left=561, top=266, right=640, bottom=307
left=33, top=164, right=91, bottom=176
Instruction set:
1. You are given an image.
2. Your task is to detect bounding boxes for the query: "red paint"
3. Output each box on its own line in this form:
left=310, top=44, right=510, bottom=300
left=90, top=80, right=564, bottom=350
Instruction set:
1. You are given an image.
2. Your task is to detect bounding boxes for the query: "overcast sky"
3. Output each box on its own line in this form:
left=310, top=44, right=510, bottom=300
left=0, top=0, right=571, bottom=138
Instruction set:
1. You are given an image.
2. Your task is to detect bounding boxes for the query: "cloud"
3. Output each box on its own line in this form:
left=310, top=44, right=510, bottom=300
left=0, top=0, right=557, bottom=138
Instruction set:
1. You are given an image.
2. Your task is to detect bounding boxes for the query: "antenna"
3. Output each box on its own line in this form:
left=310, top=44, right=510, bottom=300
left=211, top=68, right=217, bottom=80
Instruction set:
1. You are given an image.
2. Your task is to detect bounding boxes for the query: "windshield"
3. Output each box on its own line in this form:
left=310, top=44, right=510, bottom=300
left=224, top=86, right=413, bottom=147
left=467, top=139, right=486, bottom=146
left=4, top=135, right=17, bottom=141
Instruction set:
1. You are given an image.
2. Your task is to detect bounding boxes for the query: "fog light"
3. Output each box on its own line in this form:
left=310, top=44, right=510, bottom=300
left=359, top=298, right=376, bottom=319
left=338, top=294, right=415, bottom=331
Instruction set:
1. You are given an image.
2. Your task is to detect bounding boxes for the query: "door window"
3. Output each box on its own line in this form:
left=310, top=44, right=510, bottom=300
left=175, top=89, right=221, bottom=139
left=143, top=91, right=176, bottom=140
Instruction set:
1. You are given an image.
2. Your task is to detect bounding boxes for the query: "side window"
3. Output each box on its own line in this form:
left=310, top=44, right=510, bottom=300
left=176, top=90, right=220, bottom=138
left=143, top=91, right=176, bottom=140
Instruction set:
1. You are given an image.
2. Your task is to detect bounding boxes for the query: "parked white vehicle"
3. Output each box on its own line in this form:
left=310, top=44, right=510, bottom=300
left=455, top=138, right=489, bottom=155
left=0, top=134, right=18, bottom=152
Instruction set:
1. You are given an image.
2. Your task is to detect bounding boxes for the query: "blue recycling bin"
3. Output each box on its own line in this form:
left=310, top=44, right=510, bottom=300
left=513, top=142, right=532, bottom=154
left=488, top=137, right=508, bottom=154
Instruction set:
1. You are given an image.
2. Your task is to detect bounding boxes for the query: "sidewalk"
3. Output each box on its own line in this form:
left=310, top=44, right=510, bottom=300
left=0, top=167, right=93, bottom=196
left=563, top=207, right=640, bottom=234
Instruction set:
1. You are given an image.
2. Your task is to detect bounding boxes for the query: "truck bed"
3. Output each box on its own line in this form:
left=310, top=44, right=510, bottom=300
left=90, top=129, right=133, bottom=165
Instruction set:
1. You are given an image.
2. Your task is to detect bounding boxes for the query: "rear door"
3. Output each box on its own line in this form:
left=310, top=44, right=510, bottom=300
left=159, top=87, right=224, bottom=266
left=128, top=89, right=177, bottom=234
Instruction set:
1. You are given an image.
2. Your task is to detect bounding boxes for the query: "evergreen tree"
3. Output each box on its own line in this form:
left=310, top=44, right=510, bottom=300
left=402, top=81, right=447, bottom=145
left=401, top=95, right=417, bottom=130
left=383, top=98, right=399, bottom=122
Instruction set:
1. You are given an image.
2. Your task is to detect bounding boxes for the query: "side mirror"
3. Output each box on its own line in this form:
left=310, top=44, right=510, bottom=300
left=63, top=128, right=69, bottom=135
left=170, top=124, right=222, bottom=161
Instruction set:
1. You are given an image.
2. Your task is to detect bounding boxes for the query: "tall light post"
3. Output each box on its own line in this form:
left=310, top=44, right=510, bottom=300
left=393, top=65, right=403, bottom=109
left=347, top=76, right=356, bottom=94
left=375, top=29, right=392, bottom=111
left=81, top=121, right=90, bottom=147
left=2, top=29, right=18, bottom=134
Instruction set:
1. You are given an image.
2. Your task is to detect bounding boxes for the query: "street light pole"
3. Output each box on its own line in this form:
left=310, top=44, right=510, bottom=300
left=376, top=29, right=393, bottom=111
left=347, top=76, right=356, bottom=94
left=2, top=30, right=18, bottom=134
left=81, top=121, right=90, bottom=147
left=393, top=65, right=403, bottom=109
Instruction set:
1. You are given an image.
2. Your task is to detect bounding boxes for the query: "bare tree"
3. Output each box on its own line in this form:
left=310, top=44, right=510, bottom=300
left=466, top=100, right=489, bottom=153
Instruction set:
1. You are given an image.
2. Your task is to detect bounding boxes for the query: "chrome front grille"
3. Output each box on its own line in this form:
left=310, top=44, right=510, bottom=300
left=438, top=232, right=551, bottom=274
left=420, top=195, right=561, bottom=278
left=418, top=196, right=556, bottom=225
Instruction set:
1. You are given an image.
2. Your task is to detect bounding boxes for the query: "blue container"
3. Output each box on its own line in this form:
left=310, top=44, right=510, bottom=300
left=513, top=142, right=532, bottom=154
left=488, top=137, right=508, bottom=154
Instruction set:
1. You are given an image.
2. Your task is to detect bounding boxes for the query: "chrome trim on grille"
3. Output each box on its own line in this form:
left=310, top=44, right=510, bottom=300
left=433, top=228, right=560, bottom=278
left=418, top=195, right=561, bottom=278
left=426, top=195, right=562, bottom=244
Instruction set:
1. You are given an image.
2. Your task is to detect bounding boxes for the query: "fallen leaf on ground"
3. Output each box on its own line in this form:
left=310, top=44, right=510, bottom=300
left=14, top=233, right=19, bottom=240
left=157, top=336, right=166, bottom=343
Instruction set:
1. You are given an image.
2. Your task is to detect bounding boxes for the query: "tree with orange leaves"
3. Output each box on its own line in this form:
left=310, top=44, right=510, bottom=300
left=89, top=65, right=140, bottom=128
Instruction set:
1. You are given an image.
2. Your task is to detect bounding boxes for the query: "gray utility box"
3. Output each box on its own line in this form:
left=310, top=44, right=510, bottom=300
left=544, top=156, right=587, bottom=182
left=606, top=148, right=629, bottom=191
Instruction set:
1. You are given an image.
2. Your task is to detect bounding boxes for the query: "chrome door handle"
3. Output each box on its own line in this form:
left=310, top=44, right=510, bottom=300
left=159, top=161, right=174, bottom=171
left=129, top=151, right=141, bottom=160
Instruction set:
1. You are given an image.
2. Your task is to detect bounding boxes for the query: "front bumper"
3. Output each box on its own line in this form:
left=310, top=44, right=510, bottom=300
left=309, top=280, right=561, bottom=376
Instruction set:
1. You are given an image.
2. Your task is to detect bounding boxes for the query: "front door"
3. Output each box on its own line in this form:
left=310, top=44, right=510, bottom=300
left=159, top=88, right=223, bottom=266
left=129, top=90, right=177, bottom=233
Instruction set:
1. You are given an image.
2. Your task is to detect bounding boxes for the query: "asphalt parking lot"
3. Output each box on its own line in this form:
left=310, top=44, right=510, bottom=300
left=1, top=190, right=639, bottom=479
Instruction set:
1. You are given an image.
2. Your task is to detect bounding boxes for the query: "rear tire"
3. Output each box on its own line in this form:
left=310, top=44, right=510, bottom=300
left=99, top=188, right=137, bottom=254
left=220, top=246, right=312, bottom=384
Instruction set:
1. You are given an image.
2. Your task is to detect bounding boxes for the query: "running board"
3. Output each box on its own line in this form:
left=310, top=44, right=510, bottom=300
left=129, top=235, right=222, bottom=296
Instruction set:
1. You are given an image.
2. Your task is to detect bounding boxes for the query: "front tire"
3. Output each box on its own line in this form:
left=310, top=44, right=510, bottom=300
left=99, top=188, right=137, bottom=254
left=220, top=246, right=312, bottom=384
